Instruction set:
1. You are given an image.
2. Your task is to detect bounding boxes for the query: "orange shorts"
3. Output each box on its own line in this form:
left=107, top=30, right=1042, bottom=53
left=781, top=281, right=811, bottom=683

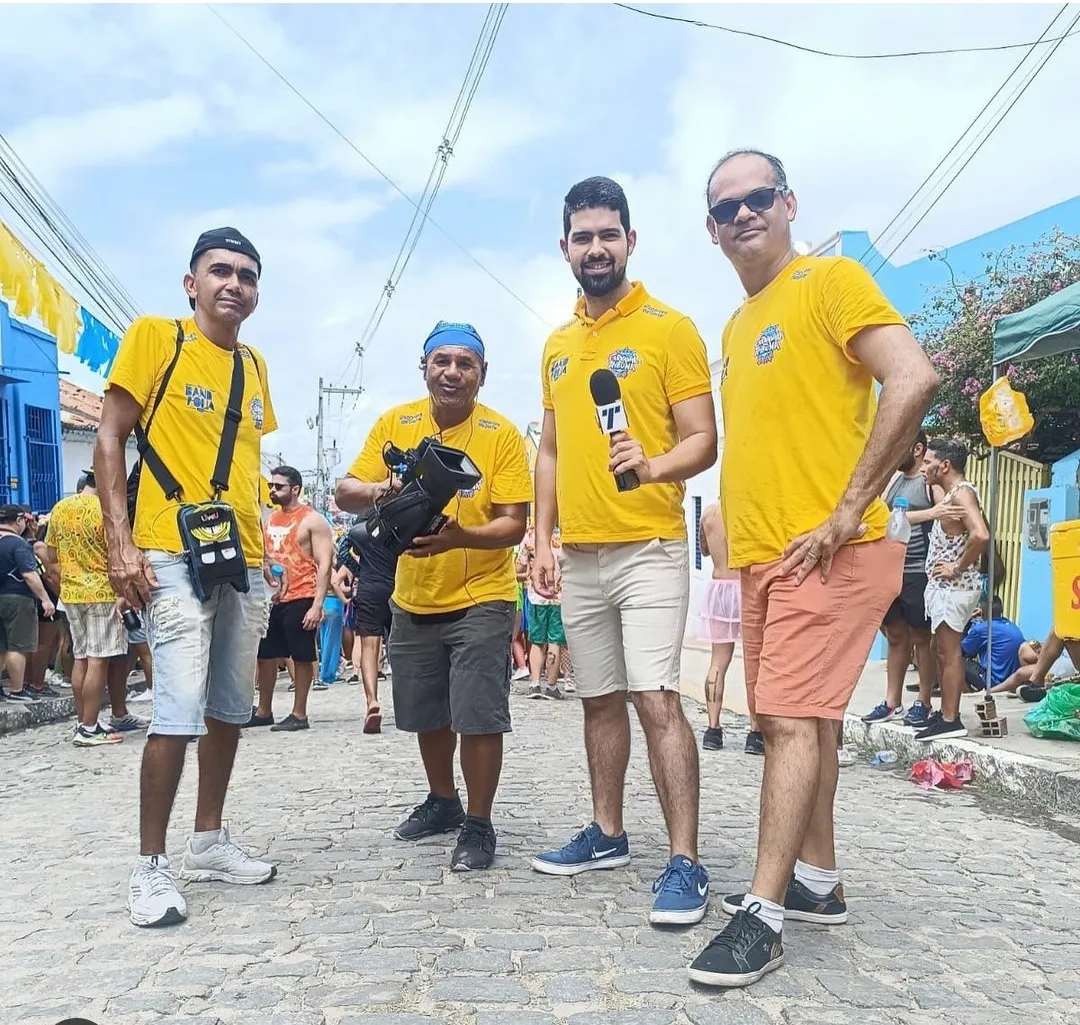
left=741, top=538, right=904, bottom=720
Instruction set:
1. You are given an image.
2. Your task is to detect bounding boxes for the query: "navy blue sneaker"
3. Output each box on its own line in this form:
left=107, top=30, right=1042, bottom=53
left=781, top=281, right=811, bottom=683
left=903, top=701, right=931, bottom=727
left=650, top=856, right=709, bottom=925
left=531, top=822, right=630, bottom=876
left=861, top=701, right=902, bottom=724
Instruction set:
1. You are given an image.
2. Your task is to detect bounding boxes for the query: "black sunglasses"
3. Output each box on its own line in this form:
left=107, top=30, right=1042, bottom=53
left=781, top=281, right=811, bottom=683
left=708, top=186, right=786, bottom=225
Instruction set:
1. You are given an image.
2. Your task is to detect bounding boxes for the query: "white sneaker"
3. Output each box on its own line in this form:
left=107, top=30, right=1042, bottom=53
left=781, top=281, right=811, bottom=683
left=179, top=825, right=277, bottom=885
left=128, top=855, right=187, bottom=927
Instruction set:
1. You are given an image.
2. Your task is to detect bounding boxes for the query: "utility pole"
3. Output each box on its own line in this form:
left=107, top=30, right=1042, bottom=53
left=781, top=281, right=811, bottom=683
left=312, top=378, right=364, bottom=513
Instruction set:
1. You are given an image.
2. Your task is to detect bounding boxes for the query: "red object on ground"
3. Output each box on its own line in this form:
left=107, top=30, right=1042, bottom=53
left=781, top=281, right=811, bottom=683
left=910, top=758, right=974, bottom=790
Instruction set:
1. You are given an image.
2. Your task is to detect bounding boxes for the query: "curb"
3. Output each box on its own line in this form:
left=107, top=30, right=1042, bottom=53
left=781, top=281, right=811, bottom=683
left=842, top=715, right=1080, bottom=817
left=0, top=694, right=76, bottom=737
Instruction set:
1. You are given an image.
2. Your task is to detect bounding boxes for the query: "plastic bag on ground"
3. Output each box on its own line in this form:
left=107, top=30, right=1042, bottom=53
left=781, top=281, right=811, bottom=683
left=1023, top=682, right=1080, bottom=741
left=910, top=758, right=974, bottom=790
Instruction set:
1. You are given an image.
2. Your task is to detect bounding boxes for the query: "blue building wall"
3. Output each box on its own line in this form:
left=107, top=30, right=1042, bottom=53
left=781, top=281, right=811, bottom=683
left=837, top=195, right=1080, bottom=320
left=0, top=300, right=63, bottom=512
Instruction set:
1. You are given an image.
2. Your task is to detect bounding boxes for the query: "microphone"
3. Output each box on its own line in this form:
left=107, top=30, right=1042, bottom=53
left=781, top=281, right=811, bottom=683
left=589, top=368, right=640, bottom=493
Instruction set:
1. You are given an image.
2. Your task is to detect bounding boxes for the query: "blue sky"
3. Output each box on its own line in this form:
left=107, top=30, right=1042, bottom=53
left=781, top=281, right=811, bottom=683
left=2, top=3, right=1078, bottom=478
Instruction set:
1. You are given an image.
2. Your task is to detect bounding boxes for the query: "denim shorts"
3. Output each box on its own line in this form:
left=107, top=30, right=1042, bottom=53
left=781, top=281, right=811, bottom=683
left=144, top=550, right=268, bottom=736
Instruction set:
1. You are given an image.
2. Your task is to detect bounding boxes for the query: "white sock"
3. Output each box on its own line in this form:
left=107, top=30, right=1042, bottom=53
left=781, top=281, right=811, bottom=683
left=189, top=828, right=222, bottom=854
left=794, top=859, right=840, bottom=895
left=742, top=893, right=783, bottom=934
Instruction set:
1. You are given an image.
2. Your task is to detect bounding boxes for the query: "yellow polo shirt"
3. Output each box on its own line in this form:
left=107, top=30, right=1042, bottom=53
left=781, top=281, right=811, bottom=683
left=347, top=399, right=532, bottom=615
left=719, top=255, right=908, bottom=568
left=541, top=281, right=712, bottom=544
left=107, top=316, right=277, bottom=568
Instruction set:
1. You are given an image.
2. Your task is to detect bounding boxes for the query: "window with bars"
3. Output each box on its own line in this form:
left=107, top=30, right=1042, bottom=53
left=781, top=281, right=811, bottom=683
left=24, top=404, right=60, bottom=513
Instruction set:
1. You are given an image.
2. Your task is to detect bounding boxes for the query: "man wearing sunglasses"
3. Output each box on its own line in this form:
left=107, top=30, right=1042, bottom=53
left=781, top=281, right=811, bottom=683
left=687, top=150, right=939, bottom=988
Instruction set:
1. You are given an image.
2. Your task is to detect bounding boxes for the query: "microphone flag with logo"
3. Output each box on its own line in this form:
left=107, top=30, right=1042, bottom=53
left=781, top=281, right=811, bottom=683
left=589, top=368, right=640, bottom=493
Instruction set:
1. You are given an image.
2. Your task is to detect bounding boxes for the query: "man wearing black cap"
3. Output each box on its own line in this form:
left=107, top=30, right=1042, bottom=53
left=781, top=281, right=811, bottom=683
left=95, top=227, right=279, bottom=927
left=336, top=321, right=532, bottom=871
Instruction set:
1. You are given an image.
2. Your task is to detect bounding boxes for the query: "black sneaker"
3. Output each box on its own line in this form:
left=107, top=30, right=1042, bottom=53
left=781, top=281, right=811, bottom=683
left=721, top=878, right=847, bottom=925
left=1019, top=684, right=1047, bottom=703
left=4, top=689, right=38, bottom=704
left=688, top=905, right=784, bottom=988
left=270, top=714, right=309, bottom=732
left=914, top=714, right=967, bottom=742
left=744, top=731, right=764, bottom=756
left=394, top=792, right=466, bottom=841
left=450, top=816, right=497, bottom=871
left=703, top=726, right=724, bottom=751
left=242, top=710, right=275, bottom=728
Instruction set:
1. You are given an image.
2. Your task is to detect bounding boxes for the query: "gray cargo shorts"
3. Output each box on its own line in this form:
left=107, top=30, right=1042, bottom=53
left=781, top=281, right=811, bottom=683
left=388, top=599, right=514, bottom=736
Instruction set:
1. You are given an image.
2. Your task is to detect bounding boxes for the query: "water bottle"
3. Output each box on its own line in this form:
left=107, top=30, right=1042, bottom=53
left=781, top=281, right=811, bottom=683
left=887, top=496, right=911, bottom=544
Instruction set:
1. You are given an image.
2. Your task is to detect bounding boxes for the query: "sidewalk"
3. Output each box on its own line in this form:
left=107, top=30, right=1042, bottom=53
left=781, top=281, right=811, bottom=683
left=681, top=639, right=1080, bottom=816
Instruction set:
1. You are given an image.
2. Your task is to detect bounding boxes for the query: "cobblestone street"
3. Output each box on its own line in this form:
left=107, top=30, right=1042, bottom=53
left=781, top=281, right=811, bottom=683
left=2, top=684, right=1079, bottom=1025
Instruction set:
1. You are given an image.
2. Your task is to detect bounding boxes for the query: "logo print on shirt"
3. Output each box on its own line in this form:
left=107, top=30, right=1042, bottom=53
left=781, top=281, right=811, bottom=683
left=400, top=413, right=423, bottom=425
left=754, top=326, right=784, bottom=365
left=608, top=347, right=641, bottom=379
left=550, top=356, right=569, bottom=382
left=265, top=523, right=291, bottom=553
left=719, top=355, right=730, bottom=386
left=185, top=385, right=215, bottom=412
left=478, top=418, right=500, bottom=430
left=249, top=397, right=264, bottom=430
left=641, top=304, right=667, bottom=318
left=791, top=268, right=811, bottom=280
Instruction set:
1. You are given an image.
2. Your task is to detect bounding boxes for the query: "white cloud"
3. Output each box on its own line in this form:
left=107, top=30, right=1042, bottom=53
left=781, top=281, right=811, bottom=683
left=4, top=2, right=1080, bottom=486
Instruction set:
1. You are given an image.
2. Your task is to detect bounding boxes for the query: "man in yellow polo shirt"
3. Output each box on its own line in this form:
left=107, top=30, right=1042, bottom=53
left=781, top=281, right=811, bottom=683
left=529, top=177, right=718, bottom=927
left=336, top=320, right=531, bottom=872
left=687, top=150, right=938, bottom=989
left=96, top=228, right=278, bottom=929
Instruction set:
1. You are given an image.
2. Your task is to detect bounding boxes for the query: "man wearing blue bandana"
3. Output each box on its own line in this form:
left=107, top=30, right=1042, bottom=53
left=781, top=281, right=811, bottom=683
left=337, top=321, right=532, bottom=870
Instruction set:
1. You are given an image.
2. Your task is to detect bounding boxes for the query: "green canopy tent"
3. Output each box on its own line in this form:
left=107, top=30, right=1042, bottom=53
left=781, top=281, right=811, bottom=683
left=974, top=283, right=1080, bottom=690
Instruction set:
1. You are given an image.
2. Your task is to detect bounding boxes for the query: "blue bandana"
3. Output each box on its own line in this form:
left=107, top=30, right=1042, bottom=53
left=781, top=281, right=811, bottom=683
left=423, top=320, right=485, bottom=361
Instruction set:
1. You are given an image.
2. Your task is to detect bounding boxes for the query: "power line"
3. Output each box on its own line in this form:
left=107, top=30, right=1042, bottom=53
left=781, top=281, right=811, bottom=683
left=350, top=3, right=508, bottom=368
left=862, top=4, right=1069, bottom=269
left=872, top=7, right=1080, bottom=272
left=204, top=4, right=548, bottom=329
left=613, top=2, right=1080, bottom=60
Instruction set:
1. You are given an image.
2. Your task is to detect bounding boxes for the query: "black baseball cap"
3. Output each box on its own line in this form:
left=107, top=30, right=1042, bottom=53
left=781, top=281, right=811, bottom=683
left=189, top=227, right=262, bottom=275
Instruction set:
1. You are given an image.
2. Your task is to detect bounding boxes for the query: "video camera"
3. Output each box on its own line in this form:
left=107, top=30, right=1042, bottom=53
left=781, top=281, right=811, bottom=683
left=348, top=437, right=482, bottom=556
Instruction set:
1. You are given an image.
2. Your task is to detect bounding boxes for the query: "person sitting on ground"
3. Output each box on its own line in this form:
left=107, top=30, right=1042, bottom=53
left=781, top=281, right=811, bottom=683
left=994, top=629, right=1080, bottom=700
left=961, top=596, right=1038, bottom=693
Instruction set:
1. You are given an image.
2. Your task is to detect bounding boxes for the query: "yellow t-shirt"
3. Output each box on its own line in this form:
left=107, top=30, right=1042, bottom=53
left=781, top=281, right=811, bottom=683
left=719, top=255, right=908, bottom=568
left=541, top=282, right=712, bottom=544
left=347, top=399, right=533, bottom=615
left=107, top=316, right=277, bottom=568
left=47, top=493, right=116, bottom=605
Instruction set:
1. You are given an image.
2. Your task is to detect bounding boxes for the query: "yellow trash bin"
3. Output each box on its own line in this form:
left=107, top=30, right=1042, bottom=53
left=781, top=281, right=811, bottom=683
left=1050, top=520, right=1080, bottom=641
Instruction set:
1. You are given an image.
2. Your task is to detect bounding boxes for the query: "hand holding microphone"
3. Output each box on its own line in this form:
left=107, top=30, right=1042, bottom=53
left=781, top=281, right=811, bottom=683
left=589, top=369, right=645, bottom=492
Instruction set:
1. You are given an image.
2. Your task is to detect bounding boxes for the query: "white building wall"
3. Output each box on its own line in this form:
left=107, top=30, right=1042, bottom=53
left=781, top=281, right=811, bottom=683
left=61, top=429, right=138, bottom=498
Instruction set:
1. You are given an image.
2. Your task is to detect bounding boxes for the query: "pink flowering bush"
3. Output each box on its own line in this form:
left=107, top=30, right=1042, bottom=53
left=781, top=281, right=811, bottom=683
left=912, top=230, right=1080, bottom=462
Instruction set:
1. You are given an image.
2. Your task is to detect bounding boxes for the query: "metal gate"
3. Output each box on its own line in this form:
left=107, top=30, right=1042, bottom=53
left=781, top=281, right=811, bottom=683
left=24, top=404, right=60, bottom=512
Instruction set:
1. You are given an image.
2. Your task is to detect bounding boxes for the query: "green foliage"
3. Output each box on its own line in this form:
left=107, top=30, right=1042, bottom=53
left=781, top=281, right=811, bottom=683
left=912, top=229, right=1080, bottom=462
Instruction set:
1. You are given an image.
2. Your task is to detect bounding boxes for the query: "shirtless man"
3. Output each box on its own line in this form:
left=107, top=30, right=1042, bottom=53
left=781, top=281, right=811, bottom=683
left=248, top=465, right=333, bottom=731
left=918, top=438, right=989, bottom=742
left=697, top=503, right=752, bottom=752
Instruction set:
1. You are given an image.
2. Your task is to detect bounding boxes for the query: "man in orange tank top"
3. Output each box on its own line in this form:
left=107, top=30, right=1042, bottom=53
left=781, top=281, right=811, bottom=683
left=248, top=465, right=333, bottom=731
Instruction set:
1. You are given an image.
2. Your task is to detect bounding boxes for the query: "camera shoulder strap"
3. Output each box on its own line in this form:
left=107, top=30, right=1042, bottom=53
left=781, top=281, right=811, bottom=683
left=134, top=319, right=186, bottom=501
left=210, top=346, right=250, bottom=499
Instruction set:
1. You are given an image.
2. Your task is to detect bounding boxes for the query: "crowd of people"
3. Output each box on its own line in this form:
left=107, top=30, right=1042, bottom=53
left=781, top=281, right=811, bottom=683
left=862, top=431, right=1080, bottom=733
left=0, top=488, right=151, bottom=740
